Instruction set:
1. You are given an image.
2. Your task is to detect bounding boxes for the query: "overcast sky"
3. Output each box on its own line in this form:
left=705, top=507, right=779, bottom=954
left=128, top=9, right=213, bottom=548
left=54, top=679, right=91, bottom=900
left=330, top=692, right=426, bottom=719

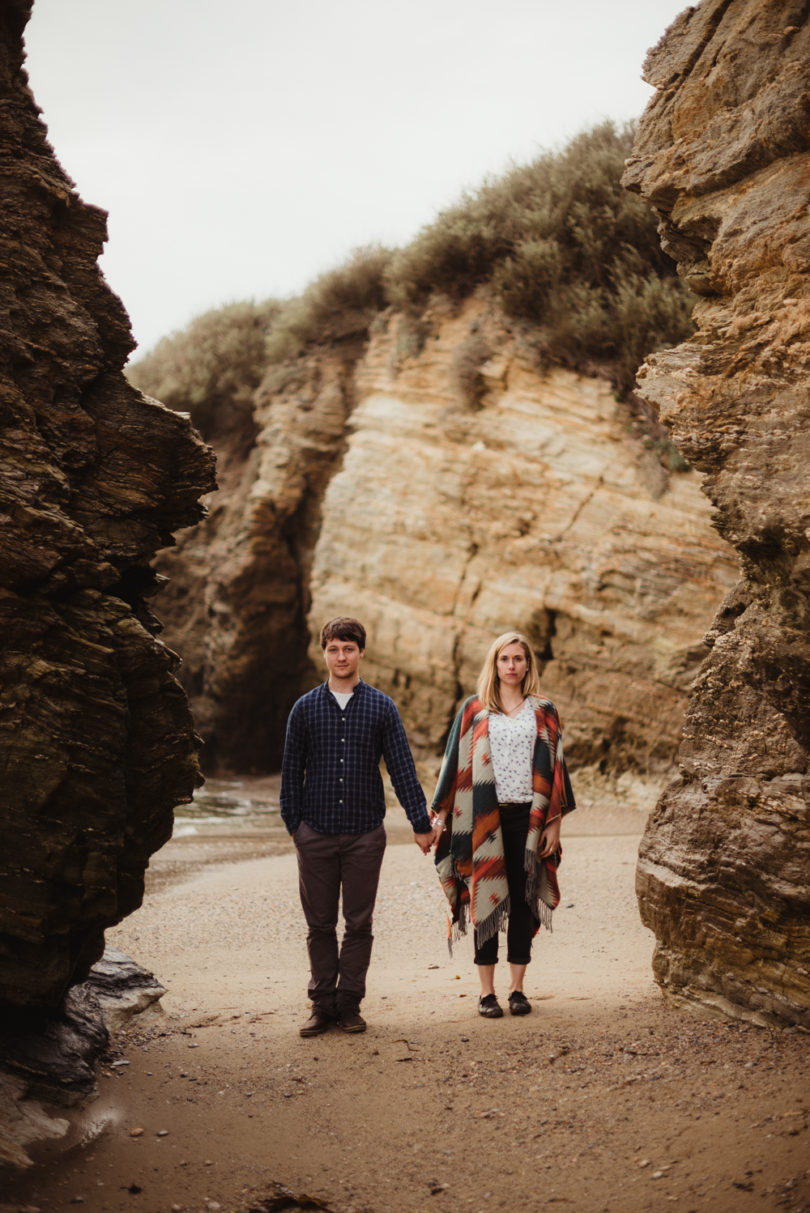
left=24, top=0, right=686, bottom=358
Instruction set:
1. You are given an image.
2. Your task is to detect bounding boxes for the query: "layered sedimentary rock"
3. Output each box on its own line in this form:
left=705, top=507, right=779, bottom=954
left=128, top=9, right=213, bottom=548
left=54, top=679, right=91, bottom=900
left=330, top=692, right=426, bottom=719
left=156, top=295, right=738, bottom=775
left=307, top=305, right=739, bottom=762
left=0, top=1, right=216, bottom=1010
left=623, top=0, right=810, bottom=1027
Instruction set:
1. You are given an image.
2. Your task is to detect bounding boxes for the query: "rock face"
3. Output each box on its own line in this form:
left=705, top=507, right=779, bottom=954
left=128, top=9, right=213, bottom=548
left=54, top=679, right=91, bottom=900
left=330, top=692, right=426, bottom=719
left=155, top=296, right=738, bottom=776
left=0, top=0, right=216, bottom=1010
left=623, top=0, right=810, bottom=1027
left=308, top=305, right=738, bottom=763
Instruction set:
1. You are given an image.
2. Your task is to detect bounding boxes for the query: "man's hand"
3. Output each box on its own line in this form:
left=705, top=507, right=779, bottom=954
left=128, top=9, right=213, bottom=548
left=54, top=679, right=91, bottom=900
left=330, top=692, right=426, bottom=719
left=539, top=816, right=561, bottom=858
left=413, top=829, right=433, bottom=854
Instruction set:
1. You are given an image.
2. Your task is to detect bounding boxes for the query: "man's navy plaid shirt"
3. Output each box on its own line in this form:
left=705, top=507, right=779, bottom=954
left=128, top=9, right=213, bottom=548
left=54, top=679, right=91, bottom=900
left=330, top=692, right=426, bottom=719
left=280, top=680, right=431, bottom=836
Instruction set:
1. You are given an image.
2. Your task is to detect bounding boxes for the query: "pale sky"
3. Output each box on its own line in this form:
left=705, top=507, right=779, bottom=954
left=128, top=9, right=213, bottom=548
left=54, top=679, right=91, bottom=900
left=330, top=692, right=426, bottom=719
left=24, top=0, right=687, bottom=358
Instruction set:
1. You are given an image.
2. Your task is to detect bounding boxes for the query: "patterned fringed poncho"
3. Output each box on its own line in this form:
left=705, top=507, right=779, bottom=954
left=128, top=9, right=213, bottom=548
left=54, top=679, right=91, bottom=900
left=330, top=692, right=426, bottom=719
left=432, top=694, right=575, bottom=949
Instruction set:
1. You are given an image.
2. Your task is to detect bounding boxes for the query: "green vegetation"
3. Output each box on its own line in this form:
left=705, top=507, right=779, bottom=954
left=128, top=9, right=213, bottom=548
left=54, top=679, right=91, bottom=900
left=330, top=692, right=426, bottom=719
left=385, top=122, right=693, bottom=391
left=128, top=121, right=694, bottom=414
left=128, top=249, right=393, bottom=431
left=128, top=299, right=279, bottom=436
left=265, top=245, right=392, bottom=363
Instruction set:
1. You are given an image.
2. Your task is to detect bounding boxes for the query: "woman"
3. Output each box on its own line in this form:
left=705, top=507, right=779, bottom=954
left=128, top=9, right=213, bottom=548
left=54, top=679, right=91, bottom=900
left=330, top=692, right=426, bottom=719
left=431, top=631, right=575, bottom=1018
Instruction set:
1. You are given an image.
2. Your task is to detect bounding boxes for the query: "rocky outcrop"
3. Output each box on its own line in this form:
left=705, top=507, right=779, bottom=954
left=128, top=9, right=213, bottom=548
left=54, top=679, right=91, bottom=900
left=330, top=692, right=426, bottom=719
left=155, top=295, right=738, bottom=776
left=623, top=0, right=810, bottom=1027
left=0, top=948, right=165, bottom=1169
left=0, top=0, right=216, bottom=1011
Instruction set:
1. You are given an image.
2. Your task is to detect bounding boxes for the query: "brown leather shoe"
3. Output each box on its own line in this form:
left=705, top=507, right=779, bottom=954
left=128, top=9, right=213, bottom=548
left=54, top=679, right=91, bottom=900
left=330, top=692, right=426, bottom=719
left=299, top=1008, right=334, bottom=1037
left=339, top=1010, right=367, bottom=1033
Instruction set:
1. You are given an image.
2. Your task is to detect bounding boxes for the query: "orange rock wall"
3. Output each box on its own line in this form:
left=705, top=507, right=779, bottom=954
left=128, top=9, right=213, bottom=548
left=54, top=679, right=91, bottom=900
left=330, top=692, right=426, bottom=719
left=623, top=0, right=810, bottom=1027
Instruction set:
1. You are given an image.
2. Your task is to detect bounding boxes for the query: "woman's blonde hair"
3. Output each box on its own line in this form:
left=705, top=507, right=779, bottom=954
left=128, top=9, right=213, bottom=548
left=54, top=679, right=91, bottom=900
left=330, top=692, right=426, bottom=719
left=477, top=631, right=541, bottom=712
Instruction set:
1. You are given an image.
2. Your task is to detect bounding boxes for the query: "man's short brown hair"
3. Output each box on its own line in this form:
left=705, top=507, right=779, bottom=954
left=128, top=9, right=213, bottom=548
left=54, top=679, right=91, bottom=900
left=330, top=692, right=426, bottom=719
left=320, top=616, right=366, bottom=651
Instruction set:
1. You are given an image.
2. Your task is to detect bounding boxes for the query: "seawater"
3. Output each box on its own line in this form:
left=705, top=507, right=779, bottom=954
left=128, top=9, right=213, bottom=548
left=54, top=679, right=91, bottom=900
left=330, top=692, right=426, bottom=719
left=173, top=777, right=282, bottom=836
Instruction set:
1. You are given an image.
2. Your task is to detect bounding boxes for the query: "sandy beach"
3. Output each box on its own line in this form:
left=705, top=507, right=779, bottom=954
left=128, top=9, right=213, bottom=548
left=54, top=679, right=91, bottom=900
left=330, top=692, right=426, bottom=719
left=5, top=780, right=809, bottom=1213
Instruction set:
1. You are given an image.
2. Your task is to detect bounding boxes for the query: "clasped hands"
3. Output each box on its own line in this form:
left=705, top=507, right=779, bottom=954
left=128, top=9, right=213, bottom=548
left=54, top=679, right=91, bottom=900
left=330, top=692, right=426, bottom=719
left=413, top=814, right=446, bottom=854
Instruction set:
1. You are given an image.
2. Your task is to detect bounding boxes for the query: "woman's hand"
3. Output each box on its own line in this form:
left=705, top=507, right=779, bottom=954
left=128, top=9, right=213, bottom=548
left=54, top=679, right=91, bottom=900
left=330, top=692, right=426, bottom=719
left=539, top=816, right=561, bottom=858
left=430, top=814, right=447, bottom=848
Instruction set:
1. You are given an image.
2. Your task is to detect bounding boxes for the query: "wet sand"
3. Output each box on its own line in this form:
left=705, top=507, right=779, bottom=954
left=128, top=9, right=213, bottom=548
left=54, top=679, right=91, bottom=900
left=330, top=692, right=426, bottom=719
left=4, top=779, right=809, bottom=1213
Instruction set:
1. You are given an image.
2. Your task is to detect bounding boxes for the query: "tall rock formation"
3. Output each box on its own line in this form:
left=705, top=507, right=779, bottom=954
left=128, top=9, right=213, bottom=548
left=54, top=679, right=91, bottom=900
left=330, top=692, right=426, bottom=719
left=154, top=296, right=738, bottom=775
left=0, top=1, right=216, bottom=1010
left=307, top=303, right=738, bottom=764
left=623, top=0, right=810, bottom=1027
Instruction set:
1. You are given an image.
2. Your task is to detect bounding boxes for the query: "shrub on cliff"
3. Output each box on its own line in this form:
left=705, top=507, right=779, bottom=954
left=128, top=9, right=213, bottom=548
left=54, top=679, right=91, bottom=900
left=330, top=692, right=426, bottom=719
left=385, top=122, right=693, bottom=392
left=130, top=124, right=693, bottom=405
left=127, top=300, right=278, bottom=439
left=264, top=245, right=393, bottom=363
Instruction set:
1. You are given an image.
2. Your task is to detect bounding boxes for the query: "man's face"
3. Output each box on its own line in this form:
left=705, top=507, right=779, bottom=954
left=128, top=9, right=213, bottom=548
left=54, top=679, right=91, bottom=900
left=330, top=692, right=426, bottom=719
left=323, top=638, right=364, bottom=683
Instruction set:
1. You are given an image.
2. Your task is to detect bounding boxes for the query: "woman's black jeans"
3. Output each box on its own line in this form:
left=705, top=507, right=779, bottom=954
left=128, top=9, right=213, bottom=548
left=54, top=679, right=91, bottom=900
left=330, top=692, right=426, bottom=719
left=474, top=801, right=538, bottom=966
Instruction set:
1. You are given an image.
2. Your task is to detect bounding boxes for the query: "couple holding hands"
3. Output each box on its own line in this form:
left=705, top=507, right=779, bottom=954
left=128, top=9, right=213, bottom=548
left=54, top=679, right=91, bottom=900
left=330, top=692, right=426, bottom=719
left=280, top=617, right=575, bottom=1036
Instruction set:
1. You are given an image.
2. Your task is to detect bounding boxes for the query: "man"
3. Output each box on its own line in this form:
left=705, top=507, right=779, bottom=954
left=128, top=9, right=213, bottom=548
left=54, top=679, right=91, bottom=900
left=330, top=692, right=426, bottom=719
left=280, top=616, right=438, bottom=1037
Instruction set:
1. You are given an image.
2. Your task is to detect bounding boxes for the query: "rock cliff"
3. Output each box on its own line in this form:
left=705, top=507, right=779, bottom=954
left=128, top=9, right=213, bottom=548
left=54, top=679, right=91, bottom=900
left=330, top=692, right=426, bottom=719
left=0, top=0, right=216, bottom=1011
left=623, top=0, right=810, bottom=1027
left=155, top=295, right=738, bottom=777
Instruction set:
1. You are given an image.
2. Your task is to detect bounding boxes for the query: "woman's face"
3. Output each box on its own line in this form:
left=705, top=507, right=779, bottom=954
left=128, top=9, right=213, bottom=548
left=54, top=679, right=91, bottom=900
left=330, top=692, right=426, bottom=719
left=496, top=641, right=528, bottom=687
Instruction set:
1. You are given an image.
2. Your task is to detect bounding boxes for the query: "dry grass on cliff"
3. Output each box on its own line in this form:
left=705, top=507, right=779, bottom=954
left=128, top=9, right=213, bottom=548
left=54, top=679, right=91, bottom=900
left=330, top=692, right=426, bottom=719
left=385, top=121, right=694, bottom=393
left=128, top=248, right=393, bottom=436
left=264, top=244, right=392, bottom=361
left=127, top=299, right=279, bottom=439
left=128, top=121, right=695, bottom=415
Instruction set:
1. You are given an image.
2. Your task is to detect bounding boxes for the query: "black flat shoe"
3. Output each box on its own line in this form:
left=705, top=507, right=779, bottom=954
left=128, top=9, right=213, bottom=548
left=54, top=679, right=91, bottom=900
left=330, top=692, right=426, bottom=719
left=478, top=993, right=504, bottom=1018
left=508, top=991, right=532, bottom=1016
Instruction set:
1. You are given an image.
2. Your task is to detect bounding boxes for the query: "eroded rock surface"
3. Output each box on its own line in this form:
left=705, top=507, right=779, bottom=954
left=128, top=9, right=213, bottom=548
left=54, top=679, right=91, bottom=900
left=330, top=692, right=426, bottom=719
left=0, top=0, right=216, bottom=1011
left=308, top=305, right=738, bottom=765
left=623, top=0, right=810, bottom=1027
